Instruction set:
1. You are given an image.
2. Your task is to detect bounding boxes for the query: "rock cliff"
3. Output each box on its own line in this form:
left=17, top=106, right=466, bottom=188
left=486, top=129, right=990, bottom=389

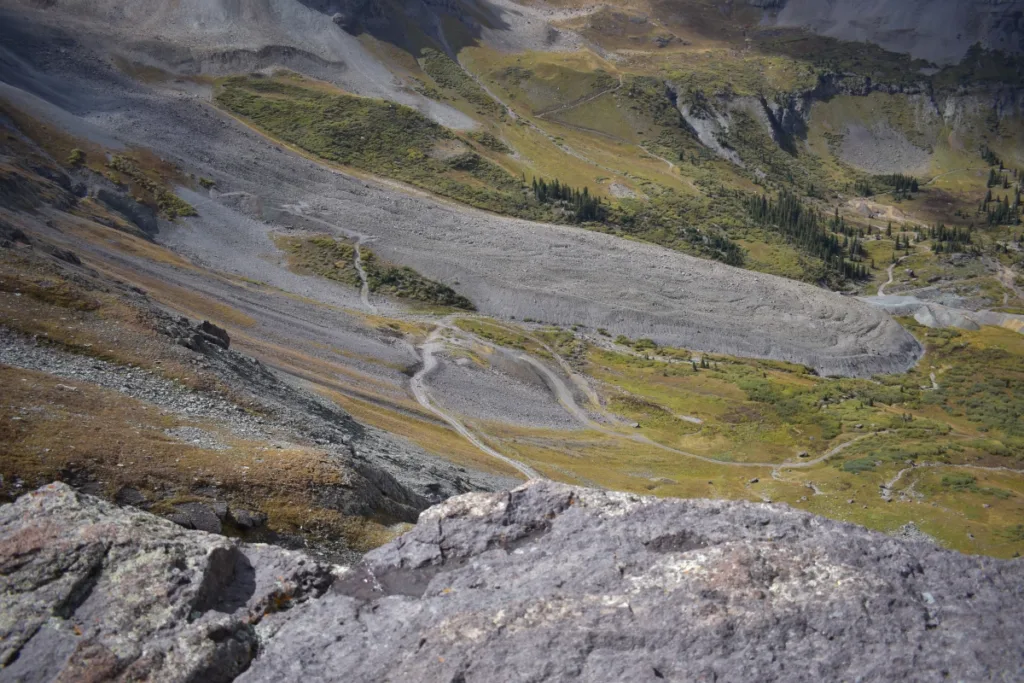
left=765, top=0, right=1024, bottom=64
left=3, top=482, right=1023, bottom=681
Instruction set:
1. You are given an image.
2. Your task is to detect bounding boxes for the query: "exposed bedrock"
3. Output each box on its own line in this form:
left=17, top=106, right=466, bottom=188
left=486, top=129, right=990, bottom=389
left=4, top=482, right=1023, bottom=681
left=0, top=483, right=335, bottom=682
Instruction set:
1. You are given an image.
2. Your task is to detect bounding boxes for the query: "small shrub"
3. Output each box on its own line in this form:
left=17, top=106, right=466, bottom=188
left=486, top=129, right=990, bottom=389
left=941, top=474, right=977, bottom=492
left=982, top=487, right=1014, bottom=500
left=107, top=155, right=197, bottom=219
left=468, top=131, right=511, bottom=153
left=633, top=338, right=658, bottom=351
left=362, top=250, right=474, bottom=310
left=841, top=458, right=876, bottom=473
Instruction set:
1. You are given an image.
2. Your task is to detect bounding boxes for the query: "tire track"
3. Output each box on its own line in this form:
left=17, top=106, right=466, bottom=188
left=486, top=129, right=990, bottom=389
left=878, top=254, right=910, bottom=296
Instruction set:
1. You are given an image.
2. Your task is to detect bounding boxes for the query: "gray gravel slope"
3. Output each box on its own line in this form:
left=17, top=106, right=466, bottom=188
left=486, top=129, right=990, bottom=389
left=2, top=0, right=479, bottom=129
left=0, top=9, right=922, bottom=378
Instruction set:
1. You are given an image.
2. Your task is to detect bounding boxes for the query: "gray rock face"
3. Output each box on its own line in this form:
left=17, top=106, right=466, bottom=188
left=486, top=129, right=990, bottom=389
left=4, top=482, right=1024, bottom=682
left=767, top=0, right=1024, bottom=64
left=0, top=483, right=333, bottom=681
left=244, top=481, right=1024, bottom=681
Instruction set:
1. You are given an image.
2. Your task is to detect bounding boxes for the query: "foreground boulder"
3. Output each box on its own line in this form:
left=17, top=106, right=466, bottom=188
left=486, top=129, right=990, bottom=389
left=3, top=482, right=1023, bottom=681
left=0, top=484, right=332, bottom=681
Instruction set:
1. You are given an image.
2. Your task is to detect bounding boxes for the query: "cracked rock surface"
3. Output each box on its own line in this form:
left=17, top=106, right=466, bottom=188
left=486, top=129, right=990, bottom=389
left=4, top=481, right=1023, bottom=682
left=0, top=483, right=333, bottom=681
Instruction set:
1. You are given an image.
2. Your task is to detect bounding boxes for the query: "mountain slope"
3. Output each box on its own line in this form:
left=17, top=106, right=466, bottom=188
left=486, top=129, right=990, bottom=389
left=0, top=8, right=925, bottom=377
left=2, top=0, right=1023, bottom=570
left=769, top=0, right=1024, bottom=64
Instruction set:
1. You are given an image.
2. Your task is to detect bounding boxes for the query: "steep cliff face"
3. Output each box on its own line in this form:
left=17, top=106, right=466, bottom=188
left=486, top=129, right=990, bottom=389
left=766, top=0, right=1024, bottom=64
left=4, top=482, right=1023, bottom=681
left=666, top=64, right=1024, bottom=177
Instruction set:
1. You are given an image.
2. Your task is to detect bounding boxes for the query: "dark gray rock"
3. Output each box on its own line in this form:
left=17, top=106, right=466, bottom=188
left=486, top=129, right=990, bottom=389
left=5, top=482, right=1023, bottom=682
left=179, top=319, right=231, bottom=354
left=244, top=481, right=1024, bottom=682
left=169, top=501, right=223, bottom=534
left=199, top=320, right=231, bottom=350
left=39, top=243, right=81, bottom=265
left=113, top=485, right=148, bottom=508
left=0, top=483, right=332, bottom=681
left=94, top=188, right=159, bottom=236
left=230, top=508, right=269, bottom=531
left=211, top=500, right=230, bottom=520
left=0, top=219, right=29, bottom=248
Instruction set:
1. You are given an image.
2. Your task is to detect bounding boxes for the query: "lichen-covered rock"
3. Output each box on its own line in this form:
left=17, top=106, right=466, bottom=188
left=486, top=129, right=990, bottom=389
left=3, top=481, right=1024, bottom=681
left=0, top=483, right=332, bottom=681
left=245, top=481, right=1024, bottom=682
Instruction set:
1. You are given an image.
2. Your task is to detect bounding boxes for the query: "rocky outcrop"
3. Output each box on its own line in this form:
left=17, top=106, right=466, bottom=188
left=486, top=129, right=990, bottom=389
left=4, top=482, right=1023, bottom=681
left=0, top=483, right=334, bottom=681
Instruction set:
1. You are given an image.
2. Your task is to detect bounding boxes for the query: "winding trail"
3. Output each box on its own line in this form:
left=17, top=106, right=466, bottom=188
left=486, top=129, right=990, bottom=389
left=806, top=432, right=880, bottom=466
left=644, top=148, right=678, bottom=174
left=434, top=21, right=520, bottom=124
left=879, top=262, right=897, bottom=296
left=430, top=30, right=630, bottom=179
left=441, top=317, right=907, bottom=472
left=515, top=352, right=602, bottom=429
left=878, top=460, right=1022, bottom=501
left=352, top=241, right=377, bottom=314
left=431, top=25, right=680, bottom=191
left=510, top=326, right=606, bottom=415
left=878, top=255, right=910, bottom=296
left=410, top=325, right=540, bottom=480
left=279, top=205, right=379, bottom=313
left=923, top=167, right=984, bottom=187
left=880, top=466, right=914, bottom=501
left=489, top=327, right=888, bottom=471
